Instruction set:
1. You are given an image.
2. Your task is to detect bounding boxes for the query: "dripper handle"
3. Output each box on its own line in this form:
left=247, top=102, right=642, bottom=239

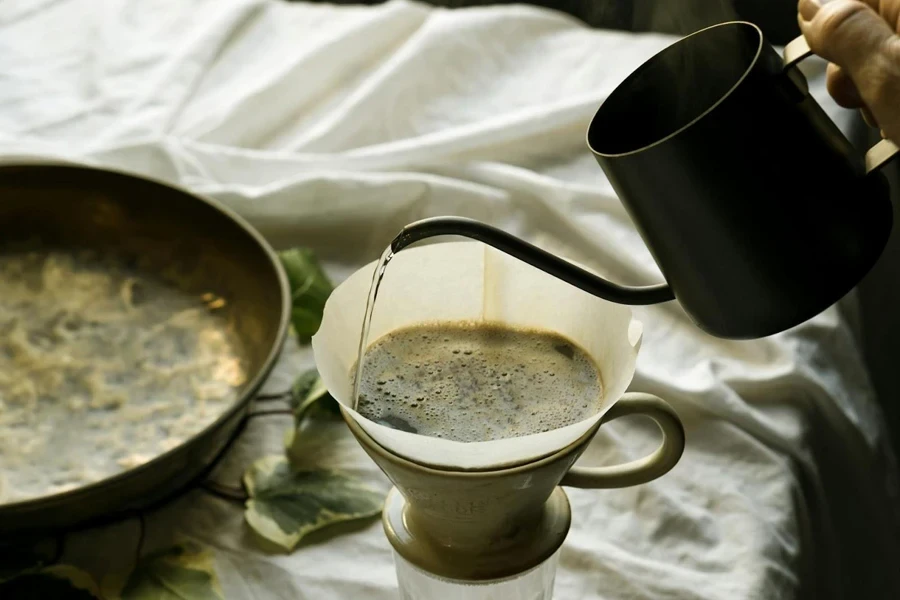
left=560, top=392, right=685, bottom=489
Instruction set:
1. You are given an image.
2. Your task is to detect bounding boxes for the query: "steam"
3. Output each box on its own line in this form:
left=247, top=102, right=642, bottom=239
left=632, top=0, right=739, bottom=35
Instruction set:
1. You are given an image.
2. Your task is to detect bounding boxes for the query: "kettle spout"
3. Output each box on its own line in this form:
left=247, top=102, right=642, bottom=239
left=391, top=216, right=674, bottom=306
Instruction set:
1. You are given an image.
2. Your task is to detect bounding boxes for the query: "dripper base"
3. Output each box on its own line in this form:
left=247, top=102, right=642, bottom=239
left=383, top=486, right=572, bottom=583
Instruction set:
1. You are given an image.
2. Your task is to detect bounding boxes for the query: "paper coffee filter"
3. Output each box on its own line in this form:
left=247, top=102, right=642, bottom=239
left=312, top=241, right=643, bottom=470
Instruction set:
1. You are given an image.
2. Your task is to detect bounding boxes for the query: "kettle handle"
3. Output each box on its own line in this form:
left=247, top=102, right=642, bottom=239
left=559, top=392, right=685, bottom=489
left=783, top=35, right=899, bottom=175
left=391, top=217, right=674, bottom=306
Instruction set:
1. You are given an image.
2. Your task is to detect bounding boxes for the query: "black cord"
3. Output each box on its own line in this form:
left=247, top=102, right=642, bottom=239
left=47, top=532, right=66, bottom=566
left=199, top=481, right=248, bottom=503
left=134, top=513, right=146, bottom=566
left=246, top=409, right=293, bottom=419
left=253, top=391, right=291, bottom=403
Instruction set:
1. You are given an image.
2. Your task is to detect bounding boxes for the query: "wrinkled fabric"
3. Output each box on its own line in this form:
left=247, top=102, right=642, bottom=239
left=1, top=0, right=899, bottom=598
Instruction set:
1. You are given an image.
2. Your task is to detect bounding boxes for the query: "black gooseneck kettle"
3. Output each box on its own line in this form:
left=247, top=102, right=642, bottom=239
left=390, top=22, right=899, bottom=340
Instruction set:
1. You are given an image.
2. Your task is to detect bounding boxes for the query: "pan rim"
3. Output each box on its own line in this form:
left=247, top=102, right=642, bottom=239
left=0, top=162, right=292, bottom=516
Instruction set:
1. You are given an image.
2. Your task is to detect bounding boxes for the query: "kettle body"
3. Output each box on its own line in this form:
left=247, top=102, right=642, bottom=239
left=587, top=22, right=893, bottom=337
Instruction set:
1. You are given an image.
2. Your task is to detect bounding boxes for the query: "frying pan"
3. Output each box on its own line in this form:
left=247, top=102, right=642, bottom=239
left=0, top=164, right=290, bottom=535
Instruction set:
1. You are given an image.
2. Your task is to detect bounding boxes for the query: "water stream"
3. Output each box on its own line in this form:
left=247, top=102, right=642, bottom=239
left=351, top=244, right=394, bottom=410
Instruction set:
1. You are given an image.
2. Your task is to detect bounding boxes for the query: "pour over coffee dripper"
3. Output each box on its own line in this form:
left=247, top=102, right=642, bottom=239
left=312, top=241, right=685, bottom=598
left=391, top=23, right=899, bottom=340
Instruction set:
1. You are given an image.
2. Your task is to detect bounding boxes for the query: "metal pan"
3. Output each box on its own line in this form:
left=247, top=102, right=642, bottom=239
left=0, top=164, right=290, bottom=535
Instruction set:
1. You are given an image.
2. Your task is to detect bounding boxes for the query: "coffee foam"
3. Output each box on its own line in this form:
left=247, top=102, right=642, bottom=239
left=354, top=323, right=603, bottom=443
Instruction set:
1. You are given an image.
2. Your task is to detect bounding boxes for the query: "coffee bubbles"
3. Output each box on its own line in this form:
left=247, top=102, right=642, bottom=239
left=352, top=323, right=603, bottom=443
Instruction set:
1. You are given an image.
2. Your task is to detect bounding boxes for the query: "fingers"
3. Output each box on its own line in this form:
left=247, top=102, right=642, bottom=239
left=799, top=0, right=900, bottom=142
left=825, top=62, right=864, bottom=108
left=824, top=64, right=878, bottom=128
left=798, top=0, right=893, bottom=69
left=861, top=107, right=879, bottom=128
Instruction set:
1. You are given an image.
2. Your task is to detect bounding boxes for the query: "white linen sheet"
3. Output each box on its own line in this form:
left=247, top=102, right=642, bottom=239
left=1, top=0, right=899, bottom=597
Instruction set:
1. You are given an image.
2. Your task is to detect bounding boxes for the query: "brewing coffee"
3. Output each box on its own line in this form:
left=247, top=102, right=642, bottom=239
left=353, top=323, right=603, bottom=442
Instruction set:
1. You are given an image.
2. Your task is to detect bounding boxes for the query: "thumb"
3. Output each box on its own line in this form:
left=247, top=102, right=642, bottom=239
left=799, top=0, right=900, bottom=141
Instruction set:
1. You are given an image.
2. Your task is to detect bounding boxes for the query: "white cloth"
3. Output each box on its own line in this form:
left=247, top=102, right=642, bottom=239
left=2, top=0, right=899, bottom=598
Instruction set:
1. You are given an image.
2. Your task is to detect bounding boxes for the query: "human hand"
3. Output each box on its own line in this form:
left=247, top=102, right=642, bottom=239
left=798, top=0, right=900, bottom=143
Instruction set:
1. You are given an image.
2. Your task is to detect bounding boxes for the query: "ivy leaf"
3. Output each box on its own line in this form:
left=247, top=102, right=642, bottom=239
left=243, top=456, right=383, bottom=551
left=290, top=368, right=340, bottom=422
left=0, top=565, right=101, bottom=599
left=278, top=248, right=333, bottom=342
left=110, top=543, right=222, bottom=600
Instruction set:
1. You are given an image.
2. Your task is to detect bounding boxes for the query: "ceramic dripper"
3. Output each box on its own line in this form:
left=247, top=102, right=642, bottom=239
left=312, top=241, right=684, bottom=597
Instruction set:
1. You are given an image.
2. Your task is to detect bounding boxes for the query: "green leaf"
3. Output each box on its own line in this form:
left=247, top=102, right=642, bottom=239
left=290, top=368, right=340, bottom=422
left=243, top=456, right=383, bottom=551
left=278, top=248, right=333, bottom=341
left=114, top=543, right=222, bottom=600
left=0, top=565, right=101, bottom=599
